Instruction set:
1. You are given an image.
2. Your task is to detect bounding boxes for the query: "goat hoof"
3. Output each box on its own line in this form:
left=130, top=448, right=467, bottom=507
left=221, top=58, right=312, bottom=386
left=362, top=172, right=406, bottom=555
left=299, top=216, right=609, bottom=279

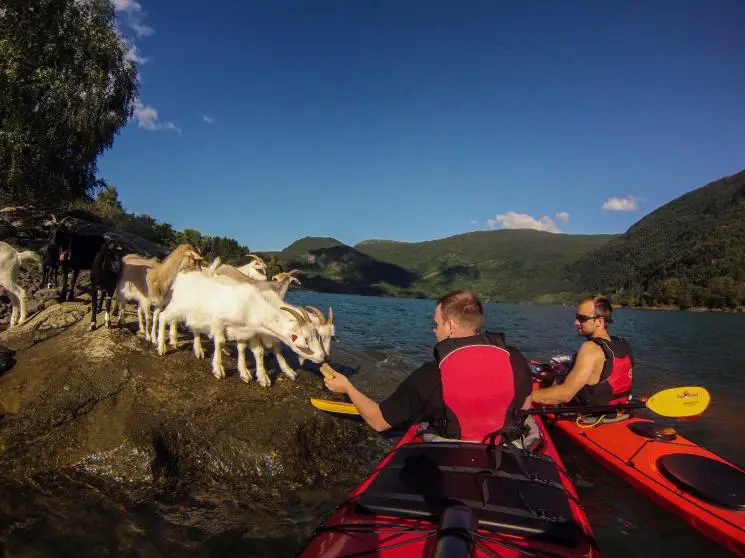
left=284, top=370, right=298, bottom=381
left=212, top=366, right=225, bottom=379
left=239, top=373, right=253, bottom=384
left=258, top=376, right=271, bottom=388
left=89, top=323, right=96, bottom=332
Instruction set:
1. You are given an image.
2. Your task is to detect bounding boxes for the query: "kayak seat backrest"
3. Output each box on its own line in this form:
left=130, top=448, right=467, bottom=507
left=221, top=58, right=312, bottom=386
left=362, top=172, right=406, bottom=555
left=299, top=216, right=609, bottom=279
left=356, top=442, right=587, bottom=548
left=658, top=453, right=745, bottom=511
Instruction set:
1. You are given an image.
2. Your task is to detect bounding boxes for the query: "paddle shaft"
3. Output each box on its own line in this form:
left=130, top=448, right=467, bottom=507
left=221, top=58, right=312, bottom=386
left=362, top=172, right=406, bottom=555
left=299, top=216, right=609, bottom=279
left=525, top=400, right=646, bottom=417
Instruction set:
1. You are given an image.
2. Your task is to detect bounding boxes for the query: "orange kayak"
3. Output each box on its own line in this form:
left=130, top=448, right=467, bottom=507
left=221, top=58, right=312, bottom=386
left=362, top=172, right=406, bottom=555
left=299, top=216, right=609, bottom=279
left=529, top=359, right=745, bottom=556
left=548, top=415, right=745, bottom=557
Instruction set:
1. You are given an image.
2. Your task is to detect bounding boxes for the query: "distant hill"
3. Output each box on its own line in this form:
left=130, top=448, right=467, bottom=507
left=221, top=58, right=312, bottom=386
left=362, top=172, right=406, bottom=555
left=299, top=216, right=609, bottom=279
left=279, top=232, right=616, bottom=302
left=275, top=169, right=745, bottom=309
left=573, top=169, right=745, bottom=308
left=278, top=237, right=422, bottom=297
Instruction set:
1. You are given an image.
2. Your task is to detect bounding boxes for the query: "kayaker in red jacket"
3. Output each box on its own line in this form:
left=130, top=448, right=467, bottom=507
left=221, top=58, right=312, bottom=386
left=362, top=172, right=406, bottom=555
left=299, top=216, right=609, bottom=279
left=531, top=294, right=634, bottom=407
left=323, top=290, right=533, bottom=443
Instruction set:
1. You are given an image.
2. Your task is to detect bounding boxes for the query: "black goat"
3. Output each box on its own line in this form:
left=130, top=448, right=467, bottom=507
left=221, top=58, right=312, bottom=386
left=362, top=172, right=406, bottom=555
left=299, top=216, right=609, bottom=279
left=40, top=243, right=61, bottom=289
left=44, top=217, right=107, bottom=302
left=89, top=241, right=126, bottom=331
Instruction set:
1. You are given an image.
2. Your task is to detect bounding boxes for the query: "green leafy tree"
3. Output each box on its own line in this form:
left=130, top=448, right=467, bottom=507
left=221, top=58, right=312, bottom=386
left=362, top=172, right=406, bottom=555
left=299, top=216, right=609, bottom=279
left=0, top=0, right=138, bottom=205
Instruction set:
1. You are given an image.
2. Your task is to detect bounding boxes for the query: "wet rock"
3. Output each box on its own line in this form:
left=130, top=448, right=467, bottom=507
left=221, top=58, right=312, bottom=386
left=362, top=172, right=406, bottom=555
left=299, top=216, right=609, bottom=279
left=0, top=308, right=406, bottom=556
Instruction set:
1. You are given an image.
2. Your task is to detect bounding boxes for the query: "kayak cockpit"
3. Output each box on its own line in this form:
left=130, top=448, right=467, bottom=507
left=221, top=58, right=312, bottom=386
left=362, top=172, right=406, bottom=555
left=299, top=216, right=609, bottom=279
left=355, top=441, right=591, bottom=550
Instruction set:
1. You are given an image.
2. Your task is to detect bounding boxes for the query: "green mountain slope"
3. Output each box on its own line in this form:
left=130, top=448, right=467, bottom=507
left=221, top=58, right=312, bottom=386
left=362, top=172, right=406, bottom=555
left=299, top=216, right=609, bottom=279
left=354, top=230, right=616, bottom=302
left=280, top=232, right=616, bottom=302
left=573, top=168, right=745, bottom=308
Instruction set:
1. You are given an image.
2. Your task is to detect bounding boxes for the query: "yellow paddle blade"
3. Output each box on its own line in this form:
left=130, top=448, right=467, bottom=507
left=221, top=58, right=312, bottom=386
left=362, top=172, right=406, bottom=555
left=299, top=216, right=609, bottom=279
left=310, top=398, right=360, bottom=415
left=646, top=386, right=711, bottom=418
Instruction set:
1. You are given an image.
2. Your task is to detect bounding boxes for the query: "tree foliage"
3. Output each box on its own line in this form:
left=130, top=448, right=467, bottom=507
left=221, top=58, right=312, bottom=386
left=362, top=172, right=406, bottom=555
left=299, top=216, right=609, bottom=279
left=573, top=169, right=745, bottom=309
left=0, top=0, right=138, bottom=205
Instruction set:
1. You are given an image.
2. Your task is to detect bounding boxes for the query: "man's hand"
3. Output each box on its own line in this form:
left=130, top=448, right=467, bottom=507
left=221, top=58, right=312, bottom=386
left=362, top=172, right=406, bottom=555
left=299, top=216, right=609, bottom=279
left=324, top=370, right=352, bottom=394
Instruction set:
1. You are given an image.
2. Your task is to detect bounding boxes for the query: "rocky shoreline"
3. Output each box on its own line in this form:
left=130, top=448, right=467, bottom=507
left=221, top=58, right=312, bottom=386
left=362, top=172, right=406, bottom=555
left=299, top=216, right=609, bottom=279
left=0, top=296, right=405, bottom=556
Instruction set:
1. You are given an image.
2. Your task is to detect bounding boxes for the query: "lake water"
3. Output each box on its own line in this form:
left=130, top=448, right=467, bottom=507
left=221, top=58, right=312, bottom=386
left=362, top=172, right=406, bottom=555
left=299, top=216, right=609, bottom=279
left=285, top=291, right=745, bottom=558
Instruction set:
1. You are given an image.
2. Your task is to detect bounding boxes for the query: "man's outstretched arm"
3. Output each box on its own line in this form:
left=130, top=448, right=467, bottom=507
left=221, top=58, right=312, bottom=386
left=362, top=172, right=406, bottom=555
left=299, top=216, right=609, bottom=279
left=325, top=372, right=392, bottom=432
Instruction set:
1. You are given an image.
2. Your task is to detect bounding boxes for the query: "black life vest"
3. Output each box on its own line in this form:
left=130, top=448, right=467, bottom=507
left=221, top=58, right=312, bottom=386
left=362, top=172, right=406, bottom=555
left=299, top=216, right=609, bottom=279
left=574, top=336, right=634, bottom=406
left=433, top=332, right=531, bottom=443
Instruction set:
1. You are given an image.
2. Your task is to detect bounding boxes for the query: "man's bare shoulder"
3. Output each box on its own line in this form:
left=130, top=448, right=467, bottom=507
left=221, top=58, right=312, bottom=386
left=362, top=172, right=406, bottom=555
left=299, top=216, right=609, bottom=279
left=576, top=339, right=605, bottom=361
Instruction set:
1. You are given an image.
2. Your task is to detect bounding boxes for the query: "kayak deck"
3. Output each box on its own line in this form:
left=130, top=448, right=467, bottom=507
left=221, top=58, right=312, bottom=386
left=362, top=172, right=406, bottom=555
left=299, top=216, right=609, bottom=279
left=298, top=419, right=600, bottom=557
left=551, top=415, right=745, bottom=557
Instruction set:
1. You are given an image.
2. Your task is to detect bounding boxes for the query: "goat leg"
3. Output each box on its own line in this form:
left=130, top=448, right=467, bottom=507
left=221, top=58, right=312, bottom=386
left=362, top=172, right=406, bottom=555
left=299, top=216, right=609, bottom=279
left=193, top=333, right=205, bottom=359
left=150, top=308, right=161, bottom=345
left=237, top=342, right=253, bottom=382
left=210, top=327, right=226, bottom=379
left=250, top=337, right=271, bottom=387
left=168, top=321, right=178, bottom=348
left=7, top=284, right=26, bottom=327
left=156, top=311, right=169, bottom=356
left=68, top=268, right=80, bottom=302
left=272, top=341, right=297, bottom=380
left=89, top=288, right=98, bottom=331
left=104, top=293, right=113, bottom=328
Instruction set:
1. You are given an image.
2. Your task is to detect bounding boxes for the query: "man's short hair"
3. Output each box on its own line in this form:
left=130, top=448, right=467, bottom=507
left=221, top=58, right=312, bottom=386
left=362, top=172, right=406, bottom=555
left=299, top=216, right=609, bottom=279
left=579, top=294, right=613, bottom=323
left=437, top=290, right=484, bottom=331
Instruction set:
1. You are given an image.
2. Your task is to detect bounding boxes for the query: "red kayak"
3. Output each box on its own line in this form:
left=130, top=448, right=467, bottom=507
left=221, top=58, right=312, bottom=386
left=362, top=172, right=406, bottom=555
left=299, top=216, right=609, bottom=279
left=530, top=359, right=745, bottom=557
left=297, top=418, right=600, bottom=557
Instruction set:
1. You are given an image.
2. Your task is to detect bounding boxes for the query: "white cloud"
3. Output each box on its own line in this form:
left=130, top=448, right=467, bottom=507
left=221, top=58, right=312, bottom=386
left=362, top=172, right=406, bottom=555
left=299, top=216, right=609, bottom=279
left=114, top=3, right=179, bottom=134
left=602, top=196, right=638, bottom=211
left=470, top=219, right=478, bottom=225
left=555, top=211, right=569, bottom=222
left=202, top=114, right=215, bottom=124
left=113, top=0, right=154, bottom=37
left=113, top=0, right=142, bottom=12
left=124, top=43, right=147, bottom=65
left=133, top=99, right=180, bottom=133
left=487, top=211, right=562, bottom=233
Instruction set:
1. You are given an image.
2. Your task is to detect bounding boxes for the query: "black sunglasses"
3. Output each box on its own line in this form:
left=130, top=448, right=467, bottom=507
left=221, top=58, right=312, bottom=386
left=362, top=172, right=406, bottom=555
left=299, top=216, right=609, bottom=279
left=575, top=314, right=600, bottom=323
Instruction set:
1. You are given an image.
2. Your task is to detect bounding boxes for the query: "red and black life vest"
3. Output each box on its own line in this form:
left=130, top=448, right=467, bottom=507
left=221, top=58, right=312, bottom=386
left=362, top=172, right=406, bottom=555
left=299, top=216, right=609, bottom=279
left=574, top=336, right=634, bottom=406
left=434, top=332, right=531, bottom=443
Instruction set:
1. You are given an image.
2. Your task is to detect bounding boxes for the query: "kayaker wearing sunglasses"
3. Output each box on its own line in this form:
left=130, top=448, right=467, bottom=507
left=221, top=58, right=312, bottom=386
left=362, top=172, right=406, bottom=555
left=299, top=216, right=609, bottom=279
left=531, top=294, right=634, bottom=408
left=323, top=290, right=533, bottom=444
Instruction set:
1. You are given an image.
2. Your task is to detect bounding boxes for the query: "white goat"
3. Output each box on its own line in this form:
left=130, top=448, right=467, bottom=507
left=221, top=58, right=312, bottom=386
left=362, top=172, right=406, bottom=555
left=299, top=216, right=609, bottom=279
left=113, top=254, right=160, bottom=339
left=0, top=241, right=42, bottom=328
left=206, top=260, right=311, bottom=386
left=300, top=305, right=335, bottom=366
left=155, top=271, right=326, bottom=380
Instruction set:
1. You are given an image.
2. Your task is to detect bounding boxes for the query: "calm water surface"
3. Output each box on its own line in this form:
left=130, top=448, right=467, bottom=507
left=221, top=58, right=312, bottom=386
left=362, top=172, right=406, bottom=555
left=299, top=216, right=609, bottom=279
left=286, top=291, right=745, bottom=558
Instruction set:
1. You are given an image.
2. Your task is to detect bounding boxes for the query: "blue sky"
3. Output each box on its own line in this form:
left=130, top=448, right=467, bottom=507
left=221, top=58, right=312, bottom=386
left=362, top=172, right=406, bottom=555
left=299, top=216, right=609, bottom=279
left=99, top=0, right=745, bottom=252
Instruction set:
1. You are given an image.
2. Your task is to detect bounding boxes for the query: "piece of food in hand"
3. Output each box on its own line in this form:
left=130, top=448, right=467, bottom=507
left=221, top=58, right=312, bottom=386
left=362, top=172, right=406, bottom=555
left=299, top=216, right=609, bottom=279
left=320, top=363, right=336, bottom=379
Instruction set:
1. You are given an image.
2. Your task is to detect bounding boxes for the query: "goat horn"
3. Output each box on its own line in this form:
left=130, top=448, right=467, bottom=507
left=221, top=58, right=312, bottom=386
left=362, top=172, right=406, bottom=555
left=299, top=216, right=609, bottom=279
left=299, top=307, right=312, bottom=324
left=248, top=254, right=265, bottom=264
left=281, top=306, right=306, bottom=324
left=288, top=269, right=302, bottom=276
left=306, top=306, right=326, bottom=324
left=328, top=306, right=334, bottom=325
